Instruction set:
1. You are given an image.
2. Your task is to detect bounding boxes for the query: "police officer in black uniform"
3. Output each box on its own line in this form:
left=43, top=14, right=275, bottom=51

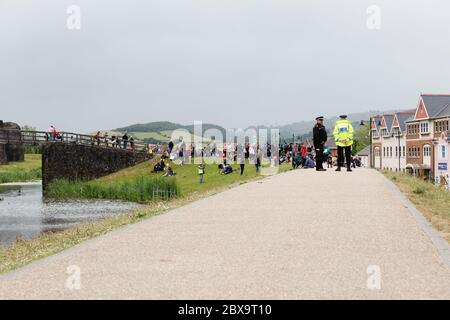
left=313, top=116, right=327, bottom=171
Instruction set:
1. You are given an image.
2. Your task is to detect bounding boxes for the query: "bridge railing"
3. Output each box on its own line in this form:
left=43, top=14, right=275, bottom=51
left=0, top=129, right=149, bottom=155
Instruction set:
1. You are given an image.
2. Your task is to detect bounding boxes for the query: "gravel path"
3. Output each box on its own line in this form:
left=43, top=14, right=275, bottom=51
left=1, top=169, right=450, bottom=299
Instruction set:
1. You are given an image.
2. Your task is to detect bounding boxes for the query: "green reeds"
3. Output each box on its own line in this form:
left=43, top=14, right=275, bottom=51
left=45, top=176, right=179, bottom=202
left=0, top=168, right=41, bottom=184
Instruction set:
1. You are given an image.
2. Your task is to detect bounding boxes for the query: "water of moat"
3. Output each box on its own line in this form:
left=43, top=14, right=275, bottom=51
left=0, top=182, right=137, bottom=246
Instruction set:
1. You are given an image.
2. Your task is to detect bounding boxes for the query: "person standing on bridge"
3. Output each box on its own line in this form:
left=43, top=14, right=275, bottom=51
left=313, top=116, right=327, bottom=171
left=122, top=132, right=129, bottom=149
left=333, top=115, right=354, bottom=172
left=48, top=125, right=57, bottom=141
left=129, top=136, right=135, bottom=150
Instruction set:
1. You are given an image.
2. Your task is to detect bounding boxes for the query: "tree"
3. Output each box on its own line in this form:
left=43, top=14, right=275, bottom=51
left=352, top=123, right=370, bottom=155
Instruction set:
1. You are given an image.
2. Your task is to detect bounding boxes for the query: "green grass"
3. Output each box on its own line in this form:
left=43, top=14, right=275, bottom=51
left=129, top=131, right=171, bottom=142
left=0, top=154, right=41, bottom=183
left=383, top=170, right=450, bottom=242
left=95, top=157, right=291, bottom=197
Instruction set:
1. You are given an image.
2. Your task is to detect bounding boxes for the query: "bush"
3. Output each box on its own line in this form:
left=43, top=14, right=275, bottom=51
left=46, top=176, right=179, bottom=202
left=412, top=186, right=426, bottom=195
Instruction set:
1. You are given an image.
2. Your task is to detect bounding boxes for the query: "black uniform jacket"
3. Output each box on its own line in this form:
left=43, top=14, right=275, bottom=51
left=313, top=124, right=327, bottom=149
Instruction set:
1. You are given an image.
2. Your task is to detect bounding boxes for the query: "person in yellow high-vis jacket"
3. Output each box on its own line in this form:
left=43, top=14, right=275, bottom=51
left=333, top=115, right=354, bottom=172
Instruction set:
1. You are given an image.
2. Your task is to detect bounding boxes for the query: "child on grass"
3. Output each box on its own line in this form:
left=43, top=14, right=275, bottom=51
left=198, top=163, right=205, bottom=184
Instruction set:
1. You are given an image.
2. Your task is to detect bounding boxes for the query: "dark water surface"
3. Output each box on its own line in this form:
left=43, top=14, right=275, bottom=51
left=0, top=182, right=137, bottom=246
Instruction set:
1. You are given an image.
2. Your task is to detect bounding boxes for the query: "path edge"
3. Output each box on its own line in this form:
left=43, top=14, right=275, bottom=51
left=379, top=171, right=450, bottom=269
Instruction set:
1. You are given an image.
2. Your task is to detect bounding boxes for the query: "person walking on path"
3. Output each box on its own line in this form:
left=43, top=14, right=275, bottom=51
left=333, top=115, right=354, bottom=172
left=239, top=157, right=245, bottom=175
left=313, top=116, right=327, bottom=171
left=255, top=146, right=262, bottom=172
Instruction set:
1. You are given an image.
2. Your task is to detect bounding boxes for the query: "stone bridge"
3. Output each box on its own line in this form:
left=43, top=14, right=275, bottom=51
left=0, top=122, right=149, bottom=190
left=0, top=121, right=24, bottom=165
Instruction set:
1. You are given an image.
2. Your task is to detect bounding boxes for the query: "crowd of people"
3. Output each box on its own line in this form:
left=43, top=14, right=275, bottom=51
left=94, top=131, right=136, bottom=150
left=152, top=114, right=365, bottom=182
left=48, top=116, right=365, bottom=184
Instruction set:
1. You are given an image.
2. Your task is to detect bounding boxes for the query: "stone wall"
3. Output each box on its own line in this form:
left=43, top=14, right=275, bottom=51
left=0, top=121, right=24, bottom=164
left=0, top=144, right=7, bottom=165
left=42, top=143, right=147, bottom=190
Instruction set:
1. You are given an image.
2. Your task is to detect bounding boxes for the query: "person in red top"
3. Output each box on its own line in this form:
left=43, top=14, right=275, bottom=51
left=300, top=143, right=308, bottom=157
left=48, top=125, right=57, bottom=141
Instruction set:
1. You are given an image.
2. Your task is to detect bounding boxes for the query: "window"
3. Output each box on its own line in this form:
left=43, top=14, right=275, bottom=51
left=440, top=145, right=447, bottom=160
left=390, top=147, right=392, bottom=157
left=395, top=146, right=398, bottom=157
left=392, top=127, right=400, bottom=136
left=423, top=145, right=431, bottom=157
left=420, top=121, right=429, bottom=134
left=434, top=120, right=449, bottom=133
left=372, top=129, right=379, bottom=138
left=408, top=123, right=420, bottom=135
left=381, top=128, right=389, bottom=137
left=403, top=146, right=406, bottom=157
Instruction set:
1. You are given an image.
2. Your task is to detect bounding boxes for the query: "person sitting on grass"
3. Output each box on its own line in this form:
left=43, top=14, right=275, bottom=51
left=163, top=166, right=175, bottom=177
left=304, top=155, right=315, bottom=169
left=221, top=164, right=233, bottom=175
left=153, top=159, right=166, bottom=172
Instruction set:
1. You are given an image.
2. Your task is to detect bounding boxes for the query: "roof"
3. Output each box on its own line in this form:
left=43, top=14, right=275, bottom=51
left=372, top=115, right=382, bottom=130
left=435, top=103, right=450, bottom=118
left=356, top=145, right=371, bottom=156
left=395, top=111, right=415, bottom=131
left=382, top=114, right=395, bottom=131
left=421, top=94, right=450, bottom=118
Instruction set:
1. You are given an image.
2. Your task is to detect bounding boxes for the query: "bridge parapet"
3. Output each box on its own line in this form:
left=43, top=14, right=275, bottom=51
left=42, top=143, right=148, bottom=191
left=0, top=129, right=147, bottom=153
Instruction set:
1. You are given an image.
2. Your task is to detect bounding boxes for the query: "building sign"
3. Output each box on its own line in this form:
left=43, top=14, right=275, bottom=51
left=438, top=163, right=447, bottom=171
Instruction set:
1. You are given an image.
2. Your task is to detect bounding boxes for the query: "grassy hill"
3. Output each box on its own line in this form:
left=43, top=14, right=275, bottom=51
left=116, top=121, right=226, bottom=144
left=112, top=110, right=379, bottom=144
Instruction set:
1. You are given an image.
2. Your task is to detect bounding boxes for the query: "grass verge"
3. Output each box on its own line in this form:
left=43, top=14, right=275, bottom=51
left=0, top=154, right=42, bottom=183
left=0, top=158, right=292, bottom=274
left=382, top=170, right=450, bottom=242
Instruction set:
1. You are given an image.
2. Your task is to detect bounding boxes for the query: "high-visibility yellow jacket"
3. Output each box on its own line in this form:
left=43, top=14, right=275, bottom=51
left=333, top=119, right=354, bottom=147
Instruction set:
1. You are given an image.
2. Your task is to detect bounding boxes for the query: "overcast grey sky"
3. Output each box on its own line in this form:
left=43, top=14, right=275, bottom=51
left=1, top=0, right=450, bottom=132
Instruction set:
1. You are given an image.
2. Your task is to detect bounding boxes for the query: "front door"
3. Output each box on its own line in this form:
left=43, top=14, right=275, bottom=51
left=375, top=147, right=381, bottom=168
left=423, top=145, right=431, bottom=167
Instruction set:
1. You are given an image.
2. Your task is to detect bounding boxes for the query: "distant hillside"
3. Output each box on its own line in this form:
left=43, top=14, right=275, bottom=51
left=113, top=110, right=382, bottom=144
left=115, top=121, right=226, bottom=144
